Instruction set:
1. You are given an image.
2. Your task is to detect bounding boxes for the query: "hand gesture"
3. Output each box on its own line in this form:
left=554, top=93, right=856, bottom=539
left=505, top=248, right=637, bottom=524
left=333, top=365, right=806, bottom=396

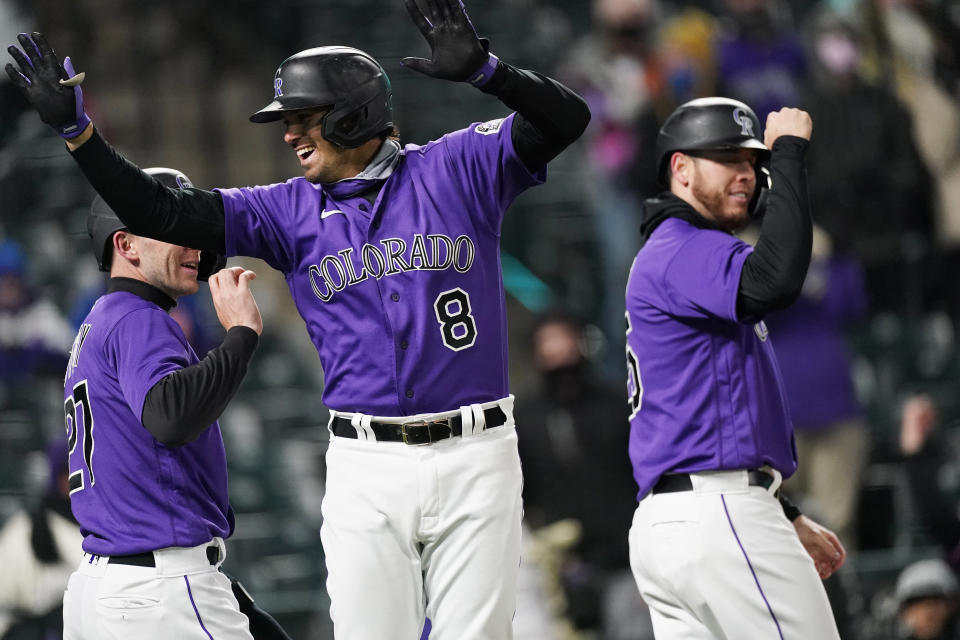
left=208, top=267, right=263, bottom=336
left=6, top=32, right=90, bottom=139
left=763, top=107, right=812, bottom=147
left=401, top=0, right=491, bottom=83
left=793, top=514, right=846, bottom=580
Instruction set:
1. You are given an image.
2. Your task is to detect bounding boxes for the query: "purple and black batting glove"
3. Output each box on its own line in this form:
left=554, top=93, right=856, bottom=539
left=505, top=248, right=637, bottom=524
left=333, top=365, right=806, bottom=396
left=5, top=32, right=91, bottom=139
left=401, top=0, right=499, bottom=88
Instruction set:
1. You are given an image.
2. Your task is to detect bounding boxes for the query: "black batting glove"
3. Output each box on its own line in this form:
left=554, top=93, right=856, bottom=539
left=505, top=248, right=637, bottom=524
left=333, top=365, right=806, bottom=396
left=401, top=0, right=498, bottom=87
left=6, top=32, right=91, bottom=139
left=224, top=571, right=294, bottom=640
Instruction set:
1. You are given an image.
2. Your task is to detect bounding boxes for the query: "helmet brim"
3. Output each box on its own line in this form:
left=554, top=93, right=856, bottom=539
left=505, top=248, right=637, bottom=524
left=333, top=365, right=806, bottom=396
left=732, top=138, right=769, bottom=152
left=249, top=102, right=286, bottom=123
left=249, top=98, right=334, bottom=123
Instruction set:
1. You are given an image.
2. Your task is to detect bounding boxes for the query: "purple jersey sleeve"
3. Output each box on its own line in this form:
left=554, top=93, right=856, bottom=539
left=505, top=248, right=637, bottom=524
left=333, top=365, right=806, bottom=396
left=433, top=113, right=546, bottom=234
left=216, top=180, right=301, bottom=270
left=661, top=229, right=752, bottom=322
left=106, top=308, right=192, bottom=423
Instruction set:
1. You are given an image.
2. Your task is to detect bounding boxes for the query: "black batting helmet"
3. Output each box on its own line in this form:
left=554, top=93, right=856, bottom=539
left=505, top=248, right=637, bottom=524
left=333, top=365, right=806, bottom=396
left=87, top=167, right=226, bottom=281
left=250, top=46, right=394, bottom=149
left=655, top=97, right=771, bottom=215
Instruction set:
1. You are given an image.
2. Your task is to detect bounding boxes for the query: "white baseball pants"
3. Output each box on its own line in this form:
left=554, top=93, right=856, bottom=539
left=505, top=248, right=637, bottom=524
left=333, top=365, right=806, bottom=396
left=628, top=469, right=841, bottom=639
left=63, top=537, right=252, bottom=640
left=320, top=397, right=523, bottom=640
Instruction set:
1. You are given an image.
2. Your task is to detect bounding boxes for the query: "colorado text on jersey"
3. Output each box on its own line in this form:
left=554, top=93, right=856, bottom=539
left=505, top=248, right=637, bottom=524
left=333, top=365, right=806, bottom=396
left=307, top=232, right=476, bottom=302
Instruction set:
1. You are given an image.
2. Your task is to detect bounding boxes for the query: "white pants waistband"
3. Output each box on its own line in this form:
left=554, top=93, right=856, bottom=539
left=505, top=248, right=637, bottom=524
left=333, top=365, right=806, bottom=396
left=327, top=395, right=515, bottom=441
left=644, top=467, right=783, bottom=501
left=79, top=537, right=225, bottom=578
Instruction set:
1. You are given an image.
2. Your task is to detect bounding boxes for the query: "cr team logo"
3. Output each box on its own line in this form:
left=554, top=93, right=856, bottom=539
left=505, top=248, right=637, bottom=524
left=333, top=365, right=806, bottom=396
left=274, top=76, right=284, bottom=98
left=732, top=107, right=755, bottom=137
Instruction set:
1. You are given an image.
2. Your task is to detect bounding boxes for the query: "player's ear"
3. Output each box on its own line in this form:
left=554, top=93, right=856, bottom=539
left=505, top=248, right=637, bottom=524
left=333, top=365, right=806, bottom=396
left=112, top=230, right=139, bottom=266
left=671, top=152, right=691, bottom=188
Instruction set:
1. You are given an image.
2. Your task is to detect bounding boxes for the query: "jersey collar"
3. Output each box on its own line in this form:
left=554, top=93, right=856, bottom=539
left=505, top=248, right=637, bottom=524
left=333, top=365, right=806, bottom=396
left=638, top=192, right=725, bottom=248
left=108, top=277, right=177, bottom=312
left=324, top=139, right=402, bottom=200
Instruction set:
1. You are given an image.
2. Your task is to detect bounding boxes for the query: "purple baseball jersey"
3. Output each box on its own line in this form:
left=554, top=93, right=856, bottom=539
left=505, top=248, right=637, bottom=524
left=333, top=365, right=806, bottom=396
left=218, top=113, right=544, bottom=415
left=625, top=218, right=797, bottom=500
left=64, top=290, right=233, bottom=555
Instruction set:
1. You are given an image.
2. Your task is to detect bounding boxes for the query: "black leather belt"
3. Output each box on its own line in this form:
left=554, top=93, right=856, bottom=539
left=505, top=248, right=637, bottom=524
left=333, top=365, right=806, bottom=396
left=652, top=469, right=776, bottom=494
left=330, top=406, right=507, bottom=445
left=108, top=545, right=220, bottom=567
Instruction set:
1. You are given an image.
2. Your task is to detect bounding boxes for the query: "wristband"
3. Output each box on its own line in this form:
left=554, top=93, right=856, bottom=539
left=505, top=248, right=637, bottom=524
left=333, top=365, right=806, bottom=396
left=779, top=494, right=802, bottom=522
left=467, top=52, right=499, bottom=88
left=59, top=111, right=90, bottom=139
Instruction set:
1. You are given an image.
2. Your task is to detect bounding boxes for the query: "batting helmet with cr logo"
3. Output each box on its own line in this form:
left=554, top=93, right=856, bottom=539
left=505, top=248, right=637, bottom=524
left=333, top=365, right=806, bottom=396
left=249, top=46, right=394, bottom=149
left=655, top=97, right=771, bottom=215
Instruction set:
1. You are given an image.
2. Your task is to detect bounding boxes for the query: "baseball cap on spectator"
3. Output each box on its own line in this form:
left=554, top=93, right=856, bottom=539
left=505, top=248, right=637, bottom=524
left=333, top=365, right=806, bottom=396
left=896, top=558, right=960, bottom=607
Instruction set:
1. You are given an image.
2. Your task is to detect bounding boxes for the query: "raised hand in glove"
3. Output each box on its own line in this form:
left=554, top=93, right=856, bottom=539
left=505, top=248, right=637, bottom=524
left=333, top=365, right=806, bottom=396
left=401, top=0, right=498, bottom=87
left=6, top=32, right=91, bottom=139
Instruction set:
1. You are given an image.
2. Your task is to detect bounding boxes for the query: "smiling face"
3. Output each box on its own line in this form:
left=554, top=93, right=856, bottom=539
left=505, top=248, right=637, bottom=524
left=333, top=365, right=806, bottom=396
left=111, top=231, right=201, bottom=299
left=281, top=108, right=383, bottom=184
left=670, top=148, right=758, bottom=232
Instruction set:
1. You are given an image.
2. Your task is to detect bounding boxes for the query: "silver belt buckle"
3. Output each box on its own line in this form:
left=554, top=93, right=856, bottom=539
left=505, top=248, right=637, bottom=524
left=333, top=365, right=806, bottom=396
left=400, top=418, right=449, bottom=445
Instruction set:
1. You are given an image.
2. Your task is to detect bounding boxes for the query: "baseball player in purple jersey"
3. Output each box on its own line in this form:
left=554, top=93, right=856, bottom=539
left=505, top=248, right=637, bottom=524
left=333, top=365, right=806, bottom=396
left=6, top=1, right=590, bottom=637
left=624, top=97, right=846, bottom=638
left=59, top=167, right=277, bottom=639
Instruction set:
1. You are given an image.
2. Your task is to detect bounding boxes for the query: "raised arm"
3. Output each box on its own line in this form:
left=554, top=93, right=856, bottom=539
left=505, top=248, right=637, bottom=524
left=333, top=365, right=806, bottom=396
left=737, top=108, right=814, bottom=320
left=400, top=0, right=590, bottom=170
left=6, top=32, right=227, bottom=253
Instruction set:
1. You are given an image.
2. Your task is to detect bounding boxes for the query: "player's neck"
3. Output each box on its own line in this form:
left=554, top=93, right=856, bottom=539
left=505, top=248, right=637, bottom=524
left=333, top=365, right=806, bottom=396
left=326, top=138, right=385, bottom=183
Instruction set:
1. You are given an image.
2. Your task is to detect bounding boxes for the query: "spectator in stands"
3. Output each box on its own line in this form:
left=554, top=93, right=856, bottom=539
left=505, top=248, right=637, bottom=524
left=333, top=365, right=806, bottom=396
left=856, top=0, right=960, bottom=318
left=899, top=395, right=960, bottom=568
left=556, top=0, right=666, bottom=380
left=655, top=7, right=718, bottom=110
left=516, top=311, right=649, bottom=637
left=801, top=7, right=934, bottom=314
left=892, top=558, right=960, bottom=640
left=0, top=238, right=73, bottom=380
left=712, top=0, right=806, bottom=121
left=558, top=0, right=665, bottom=198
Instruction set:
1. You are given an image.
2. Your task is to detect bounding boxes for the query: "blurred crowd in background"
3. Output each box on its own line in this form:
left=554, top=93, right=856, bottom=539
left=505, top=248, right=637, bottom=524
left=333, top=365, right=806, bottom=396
left=2, top=0, right=960, bottom=638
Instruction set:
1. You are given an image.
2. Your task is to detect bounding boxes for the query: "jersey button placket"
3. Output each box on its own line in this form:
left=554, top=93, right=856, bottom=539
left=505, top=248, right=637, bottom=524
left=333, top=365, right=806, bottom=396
left=387, top=289, right=410, bottom=400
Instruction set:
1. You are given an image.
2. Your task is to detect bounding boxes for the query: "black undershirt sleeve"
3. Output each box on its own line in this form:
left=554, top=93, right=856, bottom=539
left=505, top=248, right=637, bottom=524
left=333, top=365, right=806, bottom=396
left=69, top=129, right=227, bottom=253
left=779, top=493, right=802, bottom=522
left=480, top=61, right=591, bottom=171
left=736, top=136, right=812, bottom=320
left=141, top=326, right=259, bottom=446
